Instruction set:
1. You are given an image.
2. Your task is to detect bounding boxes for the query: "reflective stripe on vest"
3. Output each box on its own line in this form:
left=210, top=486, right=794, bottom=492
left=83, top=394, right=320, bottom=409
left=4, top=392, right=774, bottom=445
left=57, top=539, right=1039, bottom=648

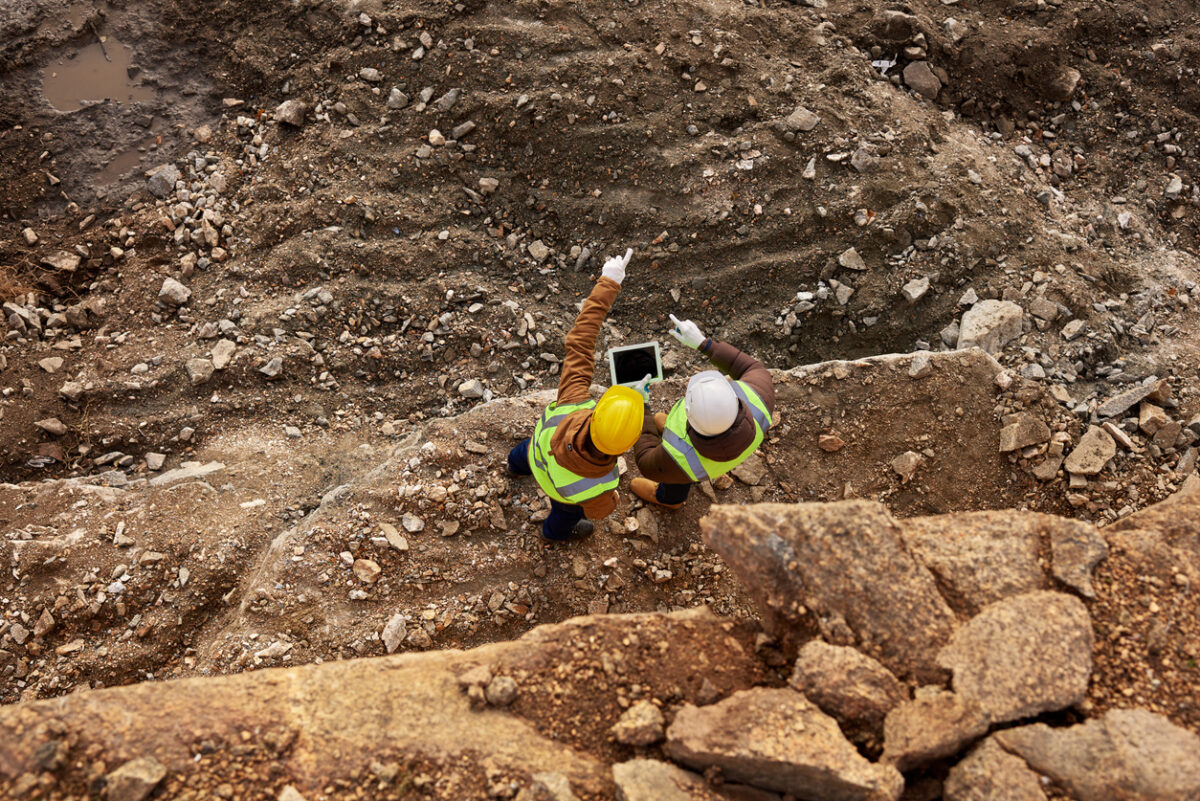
left=661, top=380, right=770, bottom=482
left=529, top=400, right=620, bottom=504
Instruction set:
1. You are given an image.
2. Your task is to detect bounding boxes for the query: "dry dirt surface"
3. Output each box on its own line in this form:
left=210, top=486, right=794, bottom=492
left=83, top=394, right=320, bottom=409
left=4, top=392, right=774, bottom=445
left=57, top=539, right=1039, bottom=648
left=2, top=0, right=1200, bottom=795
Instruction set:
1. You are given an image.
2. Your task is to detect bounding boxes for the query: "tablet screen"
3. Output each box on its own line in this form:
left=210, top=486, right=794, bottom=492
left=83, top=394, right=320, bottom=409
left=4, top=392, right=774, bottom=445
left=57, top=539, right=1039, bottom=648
left=612, top=345, right=659, bottom=385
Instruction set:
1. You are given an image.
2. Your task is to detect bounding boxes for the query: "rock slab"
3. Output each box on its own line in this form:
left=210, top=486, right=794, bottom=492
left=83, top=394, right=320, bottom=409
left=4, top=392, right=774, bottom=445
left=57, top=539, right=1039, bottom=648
left=789, top=641, right=905, bottom=729
left=936, top=591, right=1092, bottom=724
left=995, top=709, right=1200, bottom=801
left=701, top=502, right=957, bottom=682
left=665, top=687, right=904, bottom=800
left=943, top=738, right=1047, bottom=801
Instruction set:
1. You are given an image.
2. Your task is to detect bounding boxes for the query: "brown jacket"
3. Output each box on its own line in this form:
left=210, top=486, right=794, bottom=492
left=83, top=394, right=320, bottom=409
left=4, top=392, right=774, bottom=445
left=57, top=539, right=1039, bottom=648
left=546, top=276, right=621, bottom=519
left=634, top=339, right=775, bottom=485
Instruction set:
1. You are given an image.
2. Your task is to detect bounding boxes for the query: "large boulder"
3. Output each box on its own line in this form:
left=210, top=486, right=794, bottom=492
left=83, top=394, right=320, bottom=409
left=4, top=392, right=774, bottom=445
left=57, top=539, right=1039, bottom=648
left=881, top=691, right=989, bottom=771
left=943, top=739, right=1047, bottom=801
left=701, top=501, right=957, bottom=682
left=957, top=300, right=1023, bottom=354
left=936, top=592, right=1092, bottom=724
left=611, top=759, right=744, bottom=801
left=898, top=512, right=1045, bottom=615
left=995, top=709, right=1200, bottom=801
left=665, top=687, right=904, bottom=801
left=789, top=641, right=906, bottom=730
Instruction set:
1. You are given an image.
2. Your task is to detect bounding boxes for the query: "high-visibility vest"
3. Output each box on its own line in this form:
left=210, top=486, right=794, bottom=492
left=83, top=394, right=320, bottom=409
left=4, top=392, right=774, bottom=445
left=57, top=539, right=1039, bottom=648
left=661, top=381, right=770, bottom=482
left=528, top=400, right=620, bottom=505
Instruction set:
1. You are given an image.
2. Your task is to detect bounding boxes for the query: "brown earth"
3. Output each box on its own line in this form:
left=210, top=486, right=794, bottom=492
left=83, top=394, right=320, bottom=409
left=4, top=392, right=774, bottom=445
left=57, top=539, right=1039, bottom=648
left=2, top=0, right=1200, bottom=796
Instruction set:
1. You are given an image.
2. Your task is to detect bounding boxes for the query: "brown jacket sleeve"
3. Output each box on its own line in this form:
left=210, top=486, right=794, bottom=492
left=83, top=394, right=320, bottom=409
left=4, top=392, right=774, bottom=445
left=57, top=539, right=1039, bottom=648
left=634, top=409, right=693, bottom=484
left=702, top=339, right=775, bottom=414
left=557, top=277, right=620, bottom=405
left=579, top=490, right=618, bottom=520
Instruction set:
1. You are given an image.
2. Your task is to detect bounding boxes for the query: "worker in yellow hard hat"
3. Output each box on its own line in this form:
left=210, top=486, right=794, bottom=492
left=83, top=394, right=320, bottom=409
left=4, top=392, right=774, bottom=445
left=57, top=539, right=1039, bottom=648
left=507, top=248, right=644, bottom=541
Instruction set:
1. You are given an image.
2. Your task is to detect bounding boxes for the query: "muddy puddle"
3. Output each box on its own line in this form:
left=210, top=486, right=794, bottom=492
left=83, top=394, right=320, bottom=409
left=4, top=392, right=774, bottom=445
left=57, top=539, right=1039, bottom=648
left=42, top=37, right=155, bottom=112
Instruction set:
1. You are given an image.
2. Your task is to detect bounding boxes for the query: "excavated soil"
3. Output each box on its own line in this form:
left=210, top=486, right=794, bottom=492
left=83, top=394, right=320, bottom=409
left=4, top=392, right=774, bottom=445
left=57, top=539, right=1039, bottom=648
left=2, top=0, right=1200, bottom=778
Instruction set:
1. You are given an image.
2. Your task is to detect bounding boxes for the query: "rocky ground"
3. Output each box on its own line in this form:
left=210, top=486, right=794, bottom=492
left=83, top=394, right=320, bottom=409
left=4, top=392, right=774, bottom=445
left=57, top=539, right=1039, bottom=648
left=3, top=0, right=1200, bottom=797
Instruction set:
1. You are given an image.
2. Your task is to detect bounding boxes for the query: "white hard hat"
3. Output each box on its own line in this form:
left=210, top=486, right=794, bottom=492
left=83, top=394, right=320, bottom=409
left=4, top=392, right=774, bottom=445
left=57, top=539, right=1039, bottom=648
left=685, top=371, right=739, bottom=436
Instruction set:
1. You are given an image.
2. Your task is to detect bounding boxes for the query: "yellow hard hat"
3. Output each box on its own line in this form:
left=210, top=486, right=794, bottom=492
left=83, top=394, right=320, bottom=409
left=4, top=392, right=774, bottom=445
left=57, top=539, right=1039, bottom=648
left=590, top=386, right=644, bottom=455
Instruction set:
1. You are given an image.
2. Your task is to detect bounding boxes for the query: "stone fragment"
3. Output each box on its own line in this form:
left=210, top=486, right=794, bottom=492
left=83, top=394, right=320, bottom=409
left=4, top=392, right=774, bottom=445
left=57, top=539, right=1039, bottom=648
left=903, top=61, right=942, bottom=99
left=145, top=453, right=166, bottom=471
left=59, top=381, right=85, bottom=401
left=528, top=240, right=550, bottom=262
left=43, top=251, right=81, bottom=272
left=387, top=88, right=409, bottom=109
left=703, top=502, right=956, bottom=681
left=486, top=675, right=519, bottom=706
left=479, top=177, right=500, bottom=195
left=666, top=688, right=903, bottom=800
left=259, top=357, right=283, bottom=379
left=730, top=453, right=767, bottom=485
left=274, top=99, right=308, bottom=127
left=401, top=513, right=425, bottom=533
left=104, top=757, right=167, bottom=801
left=783, top=106, right=821, bottom=132
left=1138, top=403, right=1168, bottom=435
left=882, top=691, right=989, bottom=771
left=158, top=277, right=191, bottom=306
left=1153, top=421, right=1182, bottom=449
left=908, top=352, right=932, bottom=378
left=35, top=418, right=68, bottom=436
left=1063, top=426, right=1115, bottom=475
left=279, top=787, right=308, bottom=801
left=185, top=358, right=214, bottom=385
left=1045, top=66, right=1082, bottom=101
left=379, top=523, right=409, bottom=552
left=523, top=772, right=581, bottom=801
left=1061, top=319, right=1086, bottom=340
left=1027, top=297, right=1058, bottom=322
left=211, top=339, right=236, bottom=370
left=995, top=709, right=1200, bottom=801
left=818, top=434, right=845, bottom=452
left=999, top=414, right=1051, bottom=452
left=353, top=559, right=381, bottom=584
left=611, top=700, right=665, bottom=746
left=901, top=276, right=929, bottom=302
left=459, top=379, right=485, bottom=398
left=838, top=247, right=868, bottom=271
left=149, top=461, right=225, bottom=487
left=359, top=67, right=382, bottom=82
left=957, top=300, right=1023, bottom=354
left=1096, top=383, right=1157, bottom=418
left=891, top=451, right=922, bottom=483
left=38, top=357, right=64, bottom=373
left=789, top=641, right=905, bottom=729
left=611, top=760, right=718, bottom=801
left=943, top=738, right=1048, bottom=801
left=146, top=164, right=179, bottom=198
left=936, top=592, right=1092, bottom=724
left=382, top=613, right=407, bottom=654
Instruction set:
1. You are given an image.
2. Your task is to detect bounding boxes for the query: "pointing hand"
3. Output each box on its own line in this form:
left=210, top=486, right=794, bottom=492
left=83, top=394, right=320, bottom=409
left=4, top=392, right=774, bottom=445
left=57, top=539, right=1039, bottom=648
left=601, top=247, right=633, bottom=285
left=668, top=314, right=706, bottom=350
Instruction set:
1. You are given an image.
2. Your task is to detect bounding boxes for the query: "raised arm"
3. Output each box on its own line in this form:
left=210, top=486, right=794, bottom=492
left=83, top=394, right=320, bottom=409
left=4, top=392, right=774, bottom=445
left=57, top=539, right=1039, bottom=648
left=556, top=249, right=632, bottom=405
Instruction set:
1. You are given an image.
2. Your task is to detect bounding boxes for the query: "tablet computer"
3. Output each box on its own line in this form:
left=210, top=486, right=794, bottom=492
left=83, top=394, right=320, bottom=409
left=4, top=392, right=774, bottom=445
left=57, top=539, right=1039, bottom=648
left=607, top=341, right=663, bottom=388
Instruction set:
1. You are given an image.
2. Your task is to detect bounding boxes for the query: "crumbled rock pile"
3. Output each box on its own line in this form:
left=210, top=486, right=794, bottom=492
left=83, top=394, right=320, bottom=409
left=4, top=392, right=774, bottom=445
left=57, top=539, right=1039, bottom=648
left=3, top=484, right=1198, bottom=800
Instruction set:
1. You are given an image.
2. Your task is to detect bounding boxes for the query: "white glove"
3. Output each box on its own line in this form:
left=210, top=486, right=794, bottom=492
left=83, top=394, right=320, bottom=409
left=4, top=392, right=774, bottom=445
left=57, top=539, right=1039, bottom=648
left=601, top=248, right=633, bottom=285
left=669, top=314, right=706, bottom=350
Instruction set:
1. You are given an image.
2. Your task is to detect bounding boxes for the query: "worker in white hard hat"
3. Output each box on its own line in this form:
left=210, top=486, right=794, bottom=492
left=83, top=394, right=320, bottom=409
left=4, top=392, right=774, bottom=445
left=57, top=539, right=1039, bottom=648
left=632, top=314, right=775, bottom=509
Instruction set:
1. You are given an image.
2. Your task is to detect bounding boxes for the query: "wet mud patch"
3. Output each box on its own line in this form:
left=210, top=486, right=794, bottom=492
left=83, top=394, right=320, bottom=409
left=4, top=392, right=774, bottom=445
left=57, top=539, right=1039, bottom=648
left=42, top=37, right=156, bottom=112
